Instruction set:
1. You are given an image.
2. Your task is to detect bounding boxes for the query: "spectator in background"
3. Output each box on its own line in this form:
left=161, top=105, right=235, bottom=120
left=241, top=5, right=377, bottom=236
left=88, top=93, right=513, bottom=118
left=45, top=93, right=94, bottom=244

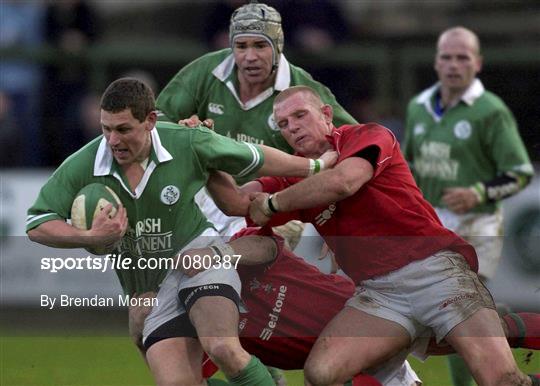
left=402, top=26, right=534, bottom=386
left=0, top=92, right=22, bottom=167
left=0, top=0, right=45, bottom=166
left=42, top=0, right=100, bottom=166
left=74, top=70, right=158, bottom=145
left=76, top=92, right=102, bottom=143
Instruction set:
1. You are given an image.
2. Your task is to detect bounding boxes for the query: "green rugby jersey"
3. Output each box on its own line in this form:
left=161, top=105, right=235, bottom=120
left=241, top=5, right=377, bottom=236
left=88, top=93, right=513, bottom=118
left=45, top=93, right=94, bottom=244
left=26, top=122, right=264, bottom=294
left=403, top=79, right=533, bottom=213
left=156, top=49, right=357, bottom=153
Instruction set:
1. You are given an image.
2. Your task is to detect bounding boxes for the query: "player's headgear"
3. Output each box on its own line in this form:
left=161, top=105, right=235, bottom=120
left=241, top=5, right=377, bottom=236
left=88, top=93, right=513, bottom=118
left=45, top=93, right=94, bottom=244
left=229, top=1, right=284, bottom=69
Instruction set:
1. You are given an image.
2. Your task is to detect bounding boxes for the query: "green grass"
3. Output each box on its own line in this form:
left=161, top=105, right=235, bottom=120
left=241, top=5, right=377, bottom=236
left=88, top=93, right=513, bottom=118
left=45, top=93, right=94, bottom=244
left=1, top=336, right=538, bottom=385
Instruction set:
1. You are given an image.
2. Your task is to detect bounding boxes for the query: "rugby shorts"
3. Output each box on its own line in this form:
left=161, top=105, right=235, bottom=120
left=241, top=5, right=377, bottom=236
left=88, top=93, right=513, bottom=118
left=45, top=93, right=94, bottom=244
left=346, top=250, right=495, bottom=343
left=142, top=227, right=242, bottom=345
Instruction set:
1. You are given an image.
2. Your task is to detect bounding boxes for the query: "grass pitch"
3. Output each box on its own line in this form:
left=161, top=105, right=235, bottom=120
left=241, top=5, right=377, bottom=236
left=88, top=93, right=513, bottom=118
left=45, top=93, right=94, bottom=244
left=1, top=335, right=538, bottom=385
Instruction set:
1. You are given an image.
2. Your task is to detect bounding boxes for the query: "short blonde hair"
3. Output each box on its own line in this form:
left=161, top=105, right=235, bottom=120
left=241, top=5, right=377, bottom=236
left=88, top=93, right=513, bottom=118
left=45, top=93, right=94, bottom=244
left=437, top=26, right=481, bottom=56
left=274, top=86, right=323, bottom=109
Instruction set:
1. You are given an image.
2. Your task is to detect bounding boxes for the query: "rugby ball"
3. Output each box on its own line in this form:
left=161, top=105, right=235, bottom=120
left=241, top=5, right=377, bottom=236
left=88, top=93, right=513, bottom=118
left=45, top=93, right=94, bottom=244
left=71, top=183, right=122, bottom=255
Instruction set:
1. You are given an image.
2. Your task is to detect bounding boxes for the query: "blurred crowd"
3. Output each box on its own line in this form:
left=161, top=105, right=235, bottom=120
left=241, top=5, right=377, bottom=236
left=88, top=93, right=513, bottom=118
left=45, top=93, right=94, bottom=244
left=1, top=0, right=538, bottom=167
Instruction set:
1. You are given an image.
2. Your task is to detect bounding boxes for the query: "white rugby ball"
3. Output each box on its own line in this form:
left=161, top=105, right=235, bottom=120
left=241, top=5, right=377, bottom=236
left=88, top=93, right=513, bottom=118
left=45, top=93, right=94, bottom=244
left=71, top=183, right=122, bottom=255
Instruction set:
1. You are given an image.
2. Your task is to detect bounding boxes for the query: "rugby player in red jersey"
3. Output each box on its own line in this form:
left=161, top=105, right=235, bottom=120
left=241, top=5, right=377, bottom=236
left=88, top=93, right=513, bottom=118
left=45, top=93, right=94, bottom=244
left=209, top=85, right=538, bottom=385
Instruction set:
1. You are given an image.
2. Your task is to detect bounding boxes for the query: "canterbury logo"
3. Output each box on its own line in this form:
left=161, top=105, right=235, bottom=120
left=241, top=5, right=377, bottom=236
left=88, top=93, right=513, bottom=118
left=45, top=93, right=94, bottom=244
left=208, top=103, right=224, bottom=115
left=234, top=23, right=263, bottom=32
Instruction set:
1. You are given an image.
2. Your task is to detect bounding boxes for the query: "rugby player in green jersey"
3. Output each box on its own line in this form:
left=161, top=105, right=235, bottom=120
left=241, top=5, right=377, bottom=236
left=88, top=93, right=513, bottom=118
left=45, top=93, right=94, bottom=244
left=157, top=6, right=359, bottom=313
left=403, top=27, right=534, bottom=386
left=156, top=1, right=356, bottom=152
left=26, top=78, right=336, bottom=386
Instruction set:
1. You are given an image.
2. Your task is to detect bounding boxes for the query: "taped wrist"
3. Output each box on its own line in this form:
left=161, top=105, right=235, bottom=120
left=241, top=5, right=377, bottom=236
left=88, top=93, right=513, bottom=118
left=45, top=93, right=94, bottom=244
left=308, top=159, right=325, bottom=176
left=210, top=243, right=237, bottom=263
left=267, top=194, right=279, bottom=213
left=474, top=172, right=530, bottom=203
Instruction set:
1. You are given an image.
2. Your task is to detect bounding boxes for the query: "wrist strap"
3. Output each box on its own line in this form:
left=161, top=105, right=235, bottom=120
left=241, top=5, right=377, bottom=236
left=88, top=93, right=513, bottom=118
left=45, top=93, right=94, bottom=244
left=261, top=195, right=274, bottom=216
left=313, top=159, right=321, bottom=174
left=308, top=158, right=326, bottom=176
left=268, top=194, right=279, bottom=213
left=469, top=182, right=486, bottom=204
left=317, top=158, right=326, bottom=172
left=308, top=159, right=316, bottom=176
left=211, top=243, right=236, bottom=259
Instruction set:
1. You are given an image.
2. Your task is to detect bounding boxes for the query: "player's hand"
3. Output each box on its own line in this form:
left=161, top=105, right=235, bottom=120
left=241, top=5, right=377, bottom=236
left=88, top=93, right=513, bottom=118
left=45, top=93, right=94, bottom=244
left=128, top=291, right=157, bottom=352
left=177, top=247, right=214, bottom=277
left=319, top=150, right=338, bottom=169
left=442, top=187, right=479, bottom=214
left=178, top=114, right=214, bottom=129
left=273, top=220, right=304, bottom=250
left=248, top=192, right=272, bottom=226
left=89, top=203, right=128, bottom=250
left=317, top=242, right=339, bottom=273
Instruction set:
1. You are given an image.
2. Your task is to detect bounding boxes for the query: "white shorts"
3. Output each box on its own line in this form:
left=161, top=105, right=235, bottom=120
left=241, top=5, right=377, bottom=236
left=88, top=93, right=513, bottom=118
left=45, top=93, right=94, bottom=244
left=371, top=358, right=422, bottom=386
left=142, top=228, right=242, bottom=343
left=346, top=250, right=495, bottom=342
left=436, top=207, right=503, bottom=280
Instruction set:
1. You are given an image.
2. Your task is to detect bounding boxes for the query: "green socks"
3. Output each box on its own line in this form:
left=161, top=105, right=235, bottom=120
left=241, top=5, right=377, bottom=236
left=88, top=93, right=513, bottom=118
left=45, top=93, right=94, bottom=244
left=227, top=356, right=275, bottom=386
left=448, top=354, right=472, bottom=386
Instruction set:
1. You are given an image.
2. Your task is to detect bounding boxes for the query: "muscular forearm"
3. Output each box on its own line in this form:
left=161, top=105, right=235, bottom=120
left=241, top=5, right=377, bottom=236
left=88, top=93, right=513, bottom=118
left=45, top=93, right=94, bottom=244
left=178, top=235, right=278, bottom=277
left=207, top=171, right=251, bottom=216
left=228, top=236, right=278, bottom=265
left=27, top=220, right=93, bottom=248
left=257, top=145, right=329, bottom=178
left=256, top=145, right=310, bottom=177
left=274, top=157, right=373, bottom=212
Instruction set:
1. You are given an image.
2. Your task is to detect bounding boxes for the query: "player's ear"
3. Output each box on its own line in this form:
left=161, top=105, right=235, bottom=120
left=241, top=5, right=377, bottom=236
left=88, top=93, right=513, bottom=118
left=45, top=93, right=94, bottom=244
left=321, top=104, right=333, bottom=125
left=145, top=111, right=158, bottom=130
left=476, top=54, right=483, bottom=74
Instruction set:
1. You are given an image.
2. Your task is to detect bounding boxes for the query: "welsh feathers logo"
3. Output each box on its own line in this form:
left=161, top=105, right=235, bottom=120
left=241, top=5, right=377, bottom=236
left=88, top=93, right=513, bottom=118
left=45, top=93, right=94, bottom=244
left=160, top=185, right=180, bottom=205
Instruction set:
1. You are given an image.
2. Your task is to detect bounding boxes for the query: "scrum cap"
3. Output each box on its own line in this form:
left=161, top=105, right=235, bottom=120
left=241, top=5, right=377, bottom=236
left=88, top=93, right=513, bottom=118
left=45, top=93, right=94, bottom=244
left=229, top=1, right=284, bottom=68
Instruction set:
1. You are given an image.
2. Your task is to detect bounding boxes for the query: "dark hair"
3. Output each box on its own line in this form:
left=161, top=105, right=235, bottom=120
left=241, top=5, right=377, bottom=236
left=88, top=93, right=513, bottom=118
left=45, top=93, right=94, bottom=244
left=100, top=78, right=155, bottom=122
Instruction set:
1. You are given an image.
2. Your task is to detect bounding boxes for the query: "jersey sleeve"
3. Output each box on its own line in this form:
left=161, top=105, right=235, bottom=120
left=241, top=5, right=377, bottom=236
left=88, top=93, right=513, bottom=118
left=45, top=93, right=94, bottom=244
left=156, top=57, right=206, bottom=123
left=401, top=99, right=417, bottom=164
left=190, top=127, right=265, bottom=180
left=255, top=176, right=291, bottom=194
left=338, top=124, right=397, bottom=178
left=26, top=161, right=84, bottom=232
left=483, top=106, right=534, bottom=177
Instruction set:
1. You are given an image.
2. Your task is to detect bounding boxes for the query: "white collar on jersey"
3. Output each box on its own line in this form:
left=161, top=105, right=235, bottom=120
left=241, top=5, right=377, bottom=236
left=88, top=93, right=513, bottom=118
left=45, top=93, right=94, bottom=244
left=93, top=128, right=172, bottom=198
left=211, top=53, right=291, bottom=110
left=416, top=78, right=485, bottom=106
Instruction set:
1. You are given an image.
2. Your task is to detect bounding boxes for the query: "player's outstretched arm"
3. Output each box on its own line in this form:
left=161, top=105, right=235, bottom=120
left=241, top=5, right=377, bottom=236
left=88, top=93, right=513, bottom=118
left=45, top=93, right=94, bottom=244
left=178, top=236, right=278, bottom=277
left=249, top=157, right=373, bottom=225
left=256, top=145, right=337, bottom=178
left=206, top=171, right=259, bottom=217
